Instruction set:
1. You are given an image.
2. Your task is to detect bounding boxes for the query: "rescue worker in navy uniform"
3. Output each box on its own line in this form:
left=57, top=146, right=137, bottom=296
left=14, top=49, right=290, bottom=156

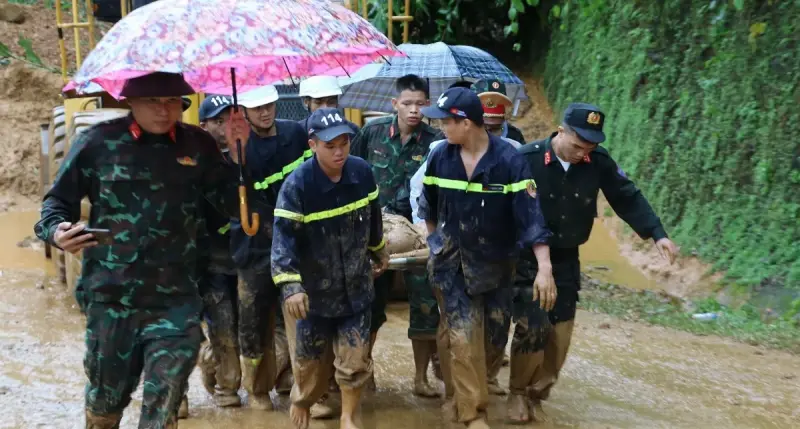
left=507, top=103, right=678, bottom=423
left=418, top=87, right=554, bottom=429
left=231, top=85, right=311, bottom=410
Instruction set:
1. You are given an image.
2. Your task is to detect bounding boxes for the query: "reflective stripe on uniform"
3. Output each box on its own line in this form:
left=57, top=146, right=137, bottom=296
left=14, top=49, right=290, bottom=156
left=274, top=187, right=379, bottom=223
left=368, top=238, right=386, bottom=251
left=422, top=176, right=535, bottom=194
left=217, top=223, right=230, bottom=235
left=254, top=150, right=313, bottom=191
left=273, top=273, right=302, bottom=285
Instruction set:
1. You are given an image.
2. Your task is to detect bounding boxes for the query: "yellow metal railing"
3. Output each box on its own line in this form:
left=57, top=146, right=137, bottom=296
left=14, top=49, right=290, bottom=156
left=55, top=0, right=97, bottom=82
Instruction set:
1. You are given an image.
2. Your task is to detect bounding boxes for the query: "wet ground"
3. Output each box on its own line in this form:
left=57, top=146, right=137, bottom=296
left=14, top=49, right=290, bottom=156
left=1, top=208, right=798, bottom=429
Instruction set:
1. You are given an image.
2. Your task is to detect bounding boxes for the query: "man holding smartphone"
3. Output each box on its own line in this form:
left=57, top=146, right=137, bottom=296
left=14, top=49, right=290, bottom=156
left=34, top=72, right=251, bottom=428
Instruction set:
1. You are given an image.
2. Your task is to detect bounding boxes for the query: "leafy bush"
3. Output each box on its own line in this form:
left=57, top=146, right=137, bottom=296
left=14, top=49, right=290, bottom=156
left=544, top=0, right=800, bottom=288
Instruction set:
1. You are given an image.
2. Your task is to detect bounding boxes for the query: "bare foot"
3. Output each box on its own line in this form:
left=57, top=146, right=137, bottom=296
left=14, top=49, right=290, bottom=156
left=466, top=417, right=491, bottom=429
left=290, top=404, right=311, bottom=429
left=413, top=379, right=439, bottom=398
left=488, top=379, right=508, bottom=396
left=249, top=394, right=274, bottom=411
left=340, top=415, right=361, bottom=429
left=506, top=394, right=530, bottom=425
left=531, top=401, right=549, bottom=423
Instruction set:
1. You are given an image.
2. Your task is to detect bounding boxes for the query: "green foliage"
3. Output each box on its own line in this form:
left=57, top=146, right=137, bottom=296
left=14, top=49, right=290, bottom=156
left=0, top=37, right=58, bottom=73
left=545, top=0, right=800, bottom=289
left=581, top=281, right=800, bottom=353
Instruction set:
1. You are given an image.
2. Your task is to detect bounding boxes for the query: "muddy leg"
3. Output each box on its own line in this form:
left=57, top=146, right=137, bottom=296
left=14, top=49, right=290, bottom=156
left=274, top=304, right=293, bottom=395
left=333, top=310, right=372, bottom=429
left=139, top=320, right=203, bottom=427
left=405, top=270, right=440, bottom=398
left=367, top=272, right=391, bottom=391
left=485, top=289, right=511, bottom=397
left=507, top=285, right=550, bottom=424
left=290, top=314, right=335, bottom=429
left=83, top=304, right=141, bottom=429
left=205, top=272, right=242, bottom=407
left=238, top=269, right=276, bottom=410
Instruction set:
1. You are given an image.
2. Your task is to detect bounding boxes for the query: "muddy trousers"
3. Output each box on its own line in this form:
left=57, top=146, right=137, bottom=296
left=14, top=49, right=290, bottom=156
left=274, top=305, right=293, bottom=393
left=406, top=269, right=440, bottom=340
left=201, top=271, right=241, bottom=396
left=484, top=289, right=513, bottom=389
left=237, top=268, right=277, bottom=397
left=508, top=253, right=580, bottom=401
left=83, top=301, right=203, bottom=429
left=287, top=307, right=373, bottom=409
left=435, top=279, right=507, bottom=423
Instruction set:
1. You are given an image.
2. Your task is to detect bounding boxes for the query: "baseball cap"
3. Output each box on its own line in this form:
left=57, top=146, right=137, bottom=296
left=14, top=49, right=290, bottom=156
left=563, top=102, right=606, bottom=144
left=307, top=107, right=356, bottom=142
left=199, top=94, right=233, bottom=121
left=420, top=87, right=484, bottom=124
left=238, top=85, right=279, bottom=108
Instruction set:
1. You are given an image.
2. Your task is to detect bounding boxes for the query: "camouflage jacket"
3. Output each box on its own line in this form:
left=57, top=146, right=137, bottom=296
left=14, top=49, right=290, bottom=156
left=271, top=155, right=385, bottom=318
left=350, top=115, right=437, bottom=221
left=229, top=120, right=311, bottom=272
left=418, top=135, right=552, bottom=295
left=34, top=115, right=240, bottom=309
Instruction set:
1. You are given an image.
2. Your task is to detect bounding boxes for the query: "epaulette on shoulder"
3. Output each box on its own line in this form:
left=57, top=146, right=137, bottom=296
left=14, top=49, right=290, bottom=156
left=518, top=139, right=546, bottom=154
left=362, top=115, right=393, bottom=129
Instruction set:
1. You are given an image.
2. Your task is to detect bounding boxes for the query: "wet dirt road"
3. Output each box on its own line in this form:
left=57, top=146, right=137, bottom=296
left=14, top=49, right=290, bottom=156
left=1, top=209, right=799, bottom=429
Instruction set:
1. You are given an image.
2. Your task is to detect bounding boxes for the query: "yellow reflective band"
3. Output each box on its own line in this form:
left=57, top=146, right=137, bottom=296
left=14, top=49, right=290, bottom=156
left=273, top=273, right=302, bottom=284
left=217, top=223, right=230, bottom=235
left=423, top=176, right=535, bottom=194
left=273, top=187, right=379, bottom=224
left=368, top=238, right=386, bottom=251
left=254, top=150, right=313, bottom=191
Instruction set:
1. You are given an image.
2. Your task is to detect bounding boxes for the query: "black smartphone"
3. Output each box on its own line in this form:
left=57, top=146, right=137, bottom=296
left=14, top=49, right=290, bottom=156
left=79, top=228, right=114, bottom=245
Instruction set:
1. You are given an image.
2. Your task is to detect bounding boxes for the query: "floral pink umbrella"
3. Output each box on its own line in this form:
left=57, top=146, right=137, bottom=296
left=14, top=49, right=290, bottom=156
left=65, top=0, right=401, bottom=97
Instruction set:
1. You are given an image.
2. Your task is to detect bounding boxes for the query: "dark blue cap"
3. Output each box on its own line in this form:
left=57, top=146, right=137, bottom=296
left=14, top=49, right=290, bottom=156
left=307, top=107, right=355, bottom=142
left=199, top=94, right=233, bottom=121
left=421, top=87, right=484, bottom=124
left=563, top=102, right=606, bottom=144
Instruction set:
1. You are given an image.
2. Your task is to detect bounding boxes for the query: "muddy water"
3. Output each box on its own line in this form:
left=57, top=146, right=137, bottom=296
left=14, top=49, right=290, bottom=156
left=579, top=219, right=659, bottom=291
left=2, top=211, right=799, bottom=428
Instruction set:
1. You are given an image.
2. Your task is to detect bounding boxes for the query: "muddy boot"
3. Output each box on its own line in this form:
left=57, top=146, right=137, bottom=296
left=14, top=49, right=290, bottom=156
left=310, top=394, right=336, bottom=419
left=432, top=352, right=443, bottom=382
left=487, top=378, right=508, bottom=396
left=441, top=398, right=458, bottom=423
left=530, top=399, right=549, bottom=423
left=466, top=417, right=491, bottom=429
left=365, top=372, right=377, bottom=391
left=213, top=392, right=242, bottom=408
left=85, top=410, right=122, bottom=429
left=198, top=342, right=217, bottom=395
left=502, top=352, right=510, bottom=367
left=178, top=396, right=189, bottom=419
left=249, top=394, right=274, bottom=411
left=506, top=394, right=531, bottom=425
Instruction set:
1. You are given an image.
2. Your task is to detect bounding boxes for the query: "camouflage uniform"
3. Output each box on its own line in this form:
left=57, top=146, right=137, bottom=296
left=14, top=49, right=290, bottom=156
left=350, top=115, right=438, bottom=339
left=34, top=116, right=239, bottom=428
left=271, top=155, right=384, bottom=407
left=418, top=134, right=551, bottom=424
left=228, top=120, right=310, bottom=401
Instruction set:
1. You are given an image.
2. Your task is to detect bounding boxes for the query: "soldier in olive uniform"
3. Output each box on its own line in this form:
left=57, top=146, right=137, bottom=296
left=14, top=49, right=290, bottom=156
left=350, top=74, right=441, bottom=397
left=34, top=72, right=250, bottom=429
left=507, top=103, right=678, bottom=423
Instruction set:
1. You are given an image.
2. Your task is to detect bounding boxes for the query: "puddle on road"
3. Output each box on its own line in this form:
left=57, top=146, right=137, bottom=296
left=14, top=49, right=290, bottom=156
left=580, top=219, right=658, bottom=291
left=0, top=210, right=56, bottom=275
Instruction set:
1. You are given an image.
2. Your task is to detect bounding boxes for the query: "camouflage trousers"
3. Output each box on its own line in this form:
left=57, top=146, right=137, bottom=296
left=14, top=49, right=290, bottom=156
left=286, top=306, right=373, bottom=409
left=83, top=301, right=203, bottom=429
left=507, top=256, right=580, bottom=401
left=405, top=269, right=440, bottom=340
left=200, top=271, right=241, bottom=397
left=433, top=270, right=509, bottom=424
left=237, top=268, right=278, bottom=397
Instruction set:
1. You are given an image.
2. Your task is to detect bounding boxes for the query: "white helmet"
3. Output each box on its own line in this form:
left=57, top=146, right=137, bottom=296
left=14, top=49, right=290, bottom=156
left=299, top=76, right=342, bottom=99
left=239, top=85, right=279, bottom=108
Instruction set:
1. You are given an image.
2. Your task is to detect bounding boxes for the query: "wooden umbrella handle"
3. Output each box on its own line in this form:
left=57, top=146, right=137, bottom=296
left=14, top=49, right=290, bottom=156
left=238, top=185, right=260, bottom=236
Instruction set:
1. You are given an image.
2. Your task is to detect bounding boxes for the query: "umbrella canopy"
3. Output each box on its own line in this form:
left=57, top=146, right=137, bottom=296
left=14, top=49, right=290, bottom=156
left=339, top=42, right=526, bottom=113
left=66, top=0, right=401, bottom=97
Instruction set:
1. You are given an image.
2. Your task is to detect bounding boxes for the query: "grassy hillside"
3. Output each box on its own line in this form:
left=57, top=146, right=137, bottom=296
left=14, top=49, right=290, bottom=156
left=544, top=0, right=800, bottom=289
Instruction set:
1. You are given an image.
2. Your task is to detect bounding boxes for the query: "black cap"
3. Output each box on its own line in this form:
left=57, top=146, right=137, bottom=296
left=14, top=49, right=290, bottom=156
left=563, top=102, right=606, bottom=144
left=421, top=87, right=484, bottom=124
left=120, top=72, right=195, bottom=98
left=307, top=107, right=355, bottom=142
left=199, top=94, right=233, bottom=121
